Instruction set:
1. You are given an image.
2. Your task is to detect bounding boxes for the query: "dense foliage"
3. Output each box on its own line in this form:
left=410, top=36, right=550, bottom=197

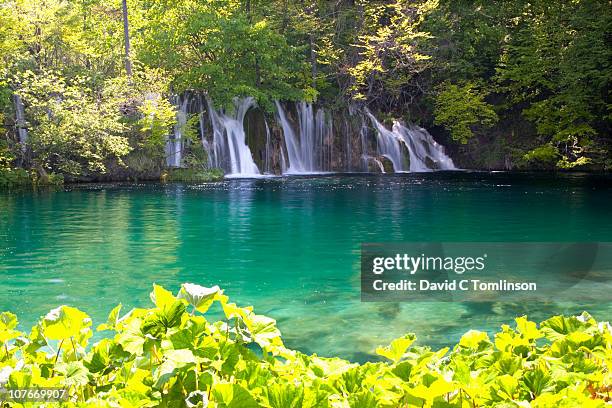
left=0, top=283, right=610, bottom=407
left=0, top=0, right=610, bottom=177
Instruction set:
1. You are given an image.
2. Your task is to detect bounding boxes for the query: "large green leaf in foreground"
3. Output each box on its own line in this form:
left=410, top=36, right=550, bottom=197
left=0, top=283, right=610, bottom=407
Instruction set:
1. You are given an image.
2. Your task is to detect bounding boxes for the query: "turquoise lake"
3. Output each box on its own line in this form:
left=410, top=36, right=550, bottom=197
left=1, top=172, right=611, bottom=361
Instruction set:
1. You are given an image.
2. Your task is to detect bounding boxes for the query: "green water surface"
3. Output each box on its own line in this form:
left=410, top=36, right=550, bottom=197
left=1, top=172, right=611, bottom=361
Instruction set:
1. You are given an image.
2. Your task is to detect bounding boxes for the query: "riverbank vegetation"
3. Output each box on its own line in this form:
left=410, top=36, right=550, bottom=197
left=0, top=283, right=610, bottom=406
left=0, top=167, right=63, bottom=188
left=0, top=0, right=610, bottom=181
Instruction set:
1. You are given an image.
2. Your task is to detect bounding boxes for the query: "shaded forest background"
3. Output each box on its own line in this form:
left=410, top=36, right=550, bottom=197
left=0, top=0, right=610, bottom=179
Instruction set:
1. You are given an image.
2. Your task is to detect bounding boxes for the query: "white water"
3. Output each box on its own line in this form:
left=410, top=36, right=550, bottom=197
left=349, top=106, right=372, bottom=172
left=362, top=155, right=385, bottom=173
left=366, top=111, right=456, bottom=172
left=208, top=97, right=260, bottom=177
left=197, top=95, right=213, bottom=168
left=396, top=123, right=456, bottom=171
left=166, top=97, right=187, bottom=167
left=13, top=94, right=27, bottom=149
left=275, top=101, right=332, bottom=174
left=365, top=110, right=407, bottom=171
left=264, top=120, right=272, bottom=174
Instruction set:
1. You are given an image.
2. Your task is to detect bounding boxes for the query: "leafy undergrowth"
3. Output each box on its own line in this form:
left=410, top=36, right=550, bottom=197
left=0, top=284, right=610, bottom=407
left=0, top=168, right=64, bottom=189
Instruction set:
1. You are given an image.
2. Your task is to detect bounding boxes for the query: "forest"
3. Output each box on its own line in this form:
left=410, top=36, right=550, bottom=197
left=0, top=0, right=610, bottom=183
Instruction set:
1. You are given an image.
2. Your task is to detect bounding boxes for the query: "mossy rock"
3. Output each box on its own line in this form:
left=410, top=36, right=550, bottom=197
left=379, top=156, right=395, bottom=173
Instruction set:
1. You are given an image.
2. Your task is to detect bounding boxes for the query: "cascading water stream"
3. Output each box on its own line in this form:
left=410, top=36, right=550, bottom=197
left=207, top=97, right=260, bottom=177
left=366, top=110, right=456, bottom=172
left=275, top=101, right=303, bottom=173
left=13, top=94, right=28, bottom=150
left=196, top=95, right=212, bottom=168
left=166, top=96, right=188, bottom=167
left=395, top=123, right=456, bottom=171
left=264, top=120, right=272, bottom=174
left=362, top=155, right=385, bottom=173
left=275, top=101, right=332, bottom=174
left=365, top=110, right=407, bottom=172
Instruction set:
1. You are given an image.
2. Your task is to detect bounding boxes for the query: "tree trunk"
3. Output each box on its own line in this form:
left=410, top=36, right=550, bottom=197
left=122, top=0, right=132, bottom=78
left=310, top=34, right=317, bottom=88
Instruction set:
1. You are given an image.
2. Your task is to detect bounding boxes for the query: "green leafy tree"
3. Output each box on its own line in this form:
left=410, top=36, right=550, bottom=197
left=434, top=81, right=498, bottom=144
left=15, top=70, right=131, bottom=175
left=348, top=0, right=437, bottom=110
left=137, top=0, right=309, bottom=109
left=495, top=0, right=611, bottom=167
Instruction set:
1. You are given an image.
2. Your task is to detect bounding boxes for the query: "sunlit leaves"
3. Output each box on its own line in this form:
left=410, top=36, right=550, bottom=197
left=115, top=317, right=146, bottom=355
left=42, top=305, right=91, bottom=341
left=515, top=316, right=542, bottom=341
left=376, top=333, right=416, bottom=363
left=178, top=283, right=221, bottom=314
left=138, top=0, right=309, bottom=108
left=348, top=0, right=435, bottom=106
left=0, top=312, right=20, bottom=342
left=212, top=383, right=258, bottom=408
left=265, top=383, right=304, bottom=408
left=494, top=374, right=519, bottom=400
left=248, top=314, right=283, bottom=349
left=541, top=314, right=591, bottom=340
left=150, top=283, right=177, bottom=309
left=97, top=303, right=122, bottom=332
left=0, top=284, right=609, bottom=406
left=433, top=81, right=498, bottom=144
left=14, top=70, right=132, bottom=175
left=55, top=361, right=89, bottom=387
left=458, top=329, right=490, bottom=349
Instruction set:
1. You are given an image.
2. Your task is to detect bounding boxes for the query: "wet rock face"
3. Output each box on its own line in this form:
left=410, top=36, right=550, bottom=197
left=398, top=142, right=411, bottom=171
left=243, top=108, right=269, bottom=172
left=379, top=156, right=395, bottom=173
left=425, top=156, right=438, bottom=170
left=364, top=156, right=384, bottom=173
left=268, top=122, right=287, bottom=174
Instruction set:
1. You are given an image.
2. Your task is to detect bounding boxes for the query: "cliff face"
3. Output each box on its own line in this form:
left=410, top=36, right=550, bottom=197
left=429, top=113, right=540, bottom=171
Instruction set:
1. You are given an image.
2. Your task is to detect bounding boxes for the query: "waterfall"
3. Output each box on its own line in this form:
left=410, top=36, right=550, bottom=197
left=264, top=120, right=272, bottom=174
left=13, top=94, right=27, bottom=149
left=166, top=96, right=187, bottom=167
left=317, top=108, right=333, bottom=172
left=275, top=101, right=303, bottom=173
left=163, top=94, right=457, bottom=176
left=349, top=105, right=371, bottom=172
left=208, top=97, right=260, bottom=177
left=197, top=95, right=212, bottom=168
left=344, top=118, right=352, bottom=171
left=359, top=118, right=370, bottom=172
left=366, top=110, right=408, bottom=172
left=362, top=155, right=385, bottom=173
left=395, top=123, right=456, bottom=171
left=366, top=111, right=456, bottom=172
left=280, top=145, right=287, bottom=174
left=275, top=101, right=332, bottom=174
